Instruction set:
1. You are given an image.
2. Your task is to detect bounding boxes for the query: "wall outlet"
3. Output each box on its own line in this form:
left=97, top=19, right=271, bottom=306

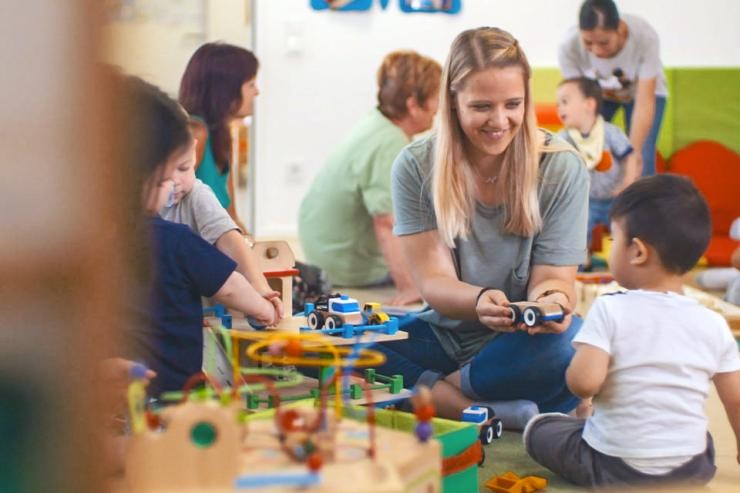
left=285, top=160, right=304, bottom=186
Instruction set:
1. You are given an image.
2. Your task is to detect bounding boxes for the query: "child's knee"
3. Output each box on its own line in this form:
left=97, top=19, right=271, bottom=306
left=522, top=412, right=559, bottom=457
left=524, top=413, right=582, bottom=450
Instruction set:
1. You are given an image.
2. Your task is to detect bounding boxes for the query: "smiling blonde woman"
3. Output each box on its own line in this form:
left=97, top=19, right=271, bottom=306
left=374, top=27, right=589, bottom=429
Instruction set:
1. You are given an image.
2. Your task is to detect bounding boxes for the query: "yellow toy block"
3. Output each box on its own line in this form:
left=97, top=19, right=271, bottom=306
left=485, top=471, right=547, bottom=493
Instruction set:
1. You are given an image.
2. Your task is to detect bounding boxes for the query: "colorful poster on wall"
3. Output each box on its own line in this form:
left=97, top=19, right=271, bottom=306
left=310, top=0, right=373, bottom=11
left=399, top=0, right=461, bottom=14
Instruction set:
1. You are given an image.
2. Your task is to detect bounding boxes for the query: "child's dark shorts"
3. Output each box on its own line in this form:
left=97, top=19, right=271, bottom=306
left=523, top=413, right=716, bottom=489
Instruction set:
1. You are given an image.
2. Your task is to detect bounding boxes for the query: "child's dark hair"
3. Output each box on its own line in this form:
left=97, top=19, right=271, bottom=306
left=116, top=75, right=193, bottom=299
left=124, top=76, right=192, bottom=177
left=559, top=77, right=602, bottom=115
left=579, top=0, right=620, bottom=31
left=179, top=43, right=259, bottom=173
left=609, top=174, right=711, bottom=274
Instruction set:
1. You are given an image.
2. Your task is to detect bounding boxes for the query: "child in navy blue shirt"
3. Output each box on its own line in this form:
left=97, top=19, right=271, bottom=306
left=123, top=77, right=277, bottom=394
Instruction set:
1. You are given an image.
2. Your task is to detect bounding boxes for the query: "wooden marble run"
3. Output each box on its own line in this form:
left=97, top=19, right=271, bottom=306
left=250, top=240, right=305, bottom=332
left=124, top=333, right=443, bottom=492
left=253, top=240, right=299, bottom=320
left=241, top=367, right=406, bottom=410
left=171, top=329, right=385, bottom=413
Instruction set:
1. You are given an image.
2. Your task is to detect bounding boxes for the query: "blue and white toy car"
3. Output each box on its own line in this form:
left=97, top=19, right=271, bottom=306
left=509, top=301, right=564, bottom=327
left=302, top=294, right=397, bottom=338
left=462, top=405, right=503, bottom=445
left=462, top=405, right=503, bottom=466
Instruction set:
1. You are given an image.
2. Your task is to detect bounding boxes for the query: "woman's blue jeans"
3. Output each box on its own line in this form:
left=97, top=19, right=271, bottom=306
left=601, top=96, right=667, bottom=176
left=374, top=316, right=582, bottom=413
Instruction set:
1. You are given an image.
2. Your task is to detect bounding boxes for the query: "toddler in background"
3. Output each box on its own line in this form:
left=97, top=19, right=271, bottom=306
left=524, top=174, right=740, bottom=488
left=557, top=76, right=639, bottom=269
left=159, top=151, right=282, bottom=322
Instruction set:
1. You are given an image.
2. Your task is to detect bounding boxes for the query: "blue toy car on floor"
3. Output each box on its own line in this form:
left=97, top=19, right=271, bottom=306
left=462, top=405, right=503, bottom=466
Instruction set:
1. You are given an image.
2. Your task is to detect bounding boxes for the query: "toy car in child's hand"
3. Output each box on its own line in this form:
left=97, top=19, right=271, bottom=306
left=509, top=301, right=564, bottom=327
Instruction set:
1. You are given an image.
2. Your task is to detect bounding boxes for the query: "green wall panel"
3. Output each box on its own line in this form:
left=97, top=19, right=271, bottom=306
left=530, top=67, right=562, bottom=103
left=672, top=68, right=740, bottom=153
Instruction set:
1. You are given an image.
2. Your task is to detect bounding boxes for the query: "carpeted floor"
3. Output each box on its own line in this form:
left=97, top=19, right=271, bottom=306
left=475, top=382, right=740, bottom=493
left=478, top=431, right=585, bottom=493
left=280, top=242, right=739, bottom=492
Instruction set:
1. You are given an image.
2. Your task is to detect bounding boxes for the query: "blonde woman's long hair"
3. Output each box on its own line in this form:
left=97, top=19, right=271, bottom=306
left=433, top=27, right=555, bottom=247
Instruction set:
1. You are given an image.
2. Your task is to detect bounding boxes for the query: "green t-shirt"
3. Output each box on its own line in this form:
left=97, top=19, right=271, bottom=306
left=391, top=132, right=589, bottom=363
left=298, top=109, right=408, bottom=286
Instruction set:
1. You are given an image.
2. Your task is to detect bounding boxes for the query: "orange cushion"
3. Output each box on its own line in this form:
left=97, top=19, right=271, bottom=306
left=668, top=141, right=740, bottom=235
left=590, top=223, right=609, bottom=252
left=535, top=102, right=562, bottom=130
left=704, top=236, right=740, bottom=266
left=655, top=151, right=667, bottom=173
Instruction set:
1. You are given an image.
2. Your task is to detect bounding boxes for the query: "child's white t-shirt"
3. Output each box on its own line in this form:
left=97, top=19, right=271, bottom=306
left=575, top=290, right=739, bottom=468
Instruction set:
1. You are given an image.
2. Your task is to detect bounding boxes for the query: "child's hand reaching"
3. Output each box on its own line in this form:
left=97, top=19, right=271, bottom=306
left=260, top=290, right=283, bottom=324
left=251, top=294, right=280, bottom=327
left=214, top=271, right=285, bottom=327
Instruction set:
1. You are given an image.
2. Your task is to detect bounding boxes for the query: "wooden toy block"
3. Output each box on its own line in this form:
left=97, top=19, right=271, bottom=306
left=485, top=471, right=547, bottom=493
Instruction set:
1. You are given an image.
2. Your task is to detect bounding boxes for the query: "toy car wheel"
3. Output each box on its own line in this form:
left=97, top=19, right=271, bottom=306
left=509, top=305, right=521, bottom=324
left=492, top=418, right=503, bottom=439
left=325, top=315, right=342, bottom=329
left=480, top=424, right=494, bottom=445
left=307, top=311, right=324, bottom=330
left=522, top=306, right=542, bottom=327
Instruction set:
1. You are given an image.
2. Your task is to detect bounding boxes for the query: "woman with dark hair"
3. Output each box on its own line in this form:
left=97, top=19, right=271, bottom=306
left=298, top=50, right=442, bottom=306
left=559, top=0, right=667, bottom=177
left=179, top=42, right=259, bottom=232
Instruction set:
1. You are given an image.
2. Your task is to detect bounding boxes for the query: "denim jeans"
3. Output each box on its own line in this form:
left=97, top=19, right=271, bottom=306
left=374, top=315, right=582, bottom=413
left=588, top=198, right=613, bottom=247
left=602, top=95, right=667, bottom=176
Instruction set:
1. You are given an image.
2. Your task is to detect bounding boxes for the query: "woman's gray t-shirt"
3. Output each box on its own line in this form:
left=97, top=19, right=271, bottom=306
left=391, top=133, right=589, bottom=363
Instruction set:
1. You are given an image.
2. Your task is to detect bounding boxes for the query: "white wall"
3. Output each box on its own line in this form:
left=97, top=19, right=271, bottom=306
left=102, top=0, right=252, bottom=95
left=254, top=0, right=740, bottom=235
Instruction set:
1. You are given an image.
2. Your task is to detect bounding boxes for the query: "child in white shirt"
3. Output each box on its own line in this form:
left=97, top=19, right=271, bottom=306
left=524, top=174, right=740, bottom=488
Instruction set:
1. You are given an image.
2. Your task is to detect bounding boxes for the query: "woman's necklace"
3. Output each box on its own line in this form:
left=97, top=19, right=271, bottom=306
left=473, top=166, right=498, bottom=184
